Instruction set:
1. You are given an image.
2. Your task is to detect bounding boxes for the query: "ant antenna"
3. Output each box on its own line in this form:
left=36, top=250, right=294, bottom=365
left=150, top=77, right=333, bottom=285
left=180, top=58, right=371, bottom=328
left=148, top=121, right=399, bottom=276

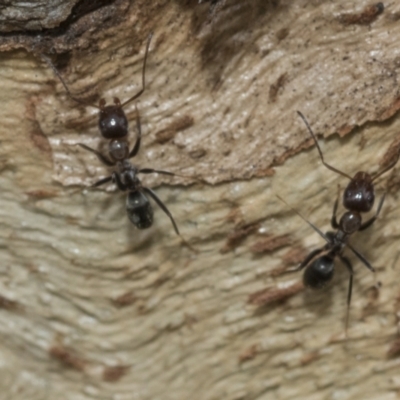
left=371, top=147, right=400, bottom=182
left=297, top=111, right=353, bottom=181
left=121, top=32, right=153, bottom=108
left=276, top=195, right=331, bottom=243
left=42, top=32, right=154, bottom=111
left=41, top=54, right=100, bottom=110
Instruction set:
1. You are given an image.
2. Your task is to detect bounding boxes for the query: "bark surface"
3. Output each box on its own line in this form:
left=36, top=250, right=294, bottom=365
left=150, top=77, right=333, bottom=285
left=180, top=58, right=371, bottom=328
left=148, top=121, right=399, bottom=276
left=1, top=1, right=400, bottom=399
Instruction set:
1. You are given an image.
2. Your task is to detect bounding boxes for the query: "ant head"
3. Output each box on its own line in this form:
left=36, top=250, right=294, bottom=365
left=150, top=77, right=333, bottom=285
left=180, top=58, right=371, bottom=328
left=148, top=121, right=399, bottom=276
left=339, top=211, right=362, bottom=234
left=98, top=97, right=128, bottom=139
left=109, top=139, right=129, bottom=161
left=303, top=255, right=334, bottom=289
left=343, top=171, right=374, bottom=212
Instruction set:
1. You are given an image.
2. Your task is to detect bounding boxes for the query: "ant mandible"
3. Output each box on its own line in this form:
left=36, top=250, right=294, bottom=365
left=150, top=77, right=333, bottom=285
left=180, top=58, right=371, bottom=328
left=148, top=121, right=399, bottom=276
left=43, top=34, right=181, bottom=235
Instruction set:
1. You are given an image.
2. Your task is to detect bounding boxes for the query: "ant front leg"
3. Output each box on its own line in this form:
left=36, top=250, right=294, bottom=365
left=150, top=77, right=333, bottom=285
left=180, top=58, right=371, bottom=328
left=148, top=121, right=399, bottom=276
left=331, top=185, right=340, bottom=229
left=79, top=143, right=115, bottom=167
left=129, top=104, right=141, bottom=159
left=359, top=193, right=386, bottom=231
left=139, top=168, right=175, bottom=177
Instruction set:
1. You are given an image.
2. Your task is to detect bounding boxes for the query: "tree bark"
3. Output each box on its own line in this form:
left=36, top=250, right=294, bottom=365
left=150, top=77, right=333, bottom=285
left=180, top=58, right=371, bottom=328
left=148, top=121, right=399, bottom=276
left=1, top=1, right=400, bottom=399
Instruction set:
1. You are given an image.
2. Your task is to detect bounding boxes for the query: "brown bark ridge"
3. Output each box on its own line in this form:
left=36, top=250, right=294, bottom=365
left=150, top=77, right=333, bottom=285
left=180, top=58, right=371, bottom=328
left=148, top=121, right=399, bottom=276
left=1, top=1, right=400, bottom=399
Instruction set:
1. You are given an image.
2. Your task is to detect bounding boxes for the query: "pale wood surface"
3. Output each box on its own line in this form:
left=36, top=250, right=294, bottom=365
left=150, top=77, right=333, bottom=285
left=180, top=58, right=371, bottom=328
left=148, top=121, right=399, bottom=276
left=1, top=1, right=400, bottom=399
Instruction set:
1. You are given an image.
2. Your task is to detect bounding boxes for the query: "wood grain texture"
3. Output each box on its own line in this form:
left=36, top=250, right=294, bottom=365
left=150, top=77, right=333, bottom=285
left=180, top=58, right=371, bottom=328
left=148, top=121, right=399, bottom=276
left=1, top=1, right=400, bottom=399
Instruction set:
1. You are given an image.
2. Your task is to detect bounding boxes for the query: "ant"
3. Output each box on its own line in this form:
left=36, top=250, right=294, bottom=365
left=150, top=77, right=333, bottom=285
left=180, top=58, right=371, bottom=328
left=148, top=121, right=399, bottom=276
left=278, top=193, right=378, bottom=331
left=277, top=112, right=399, bottom=329
left=43, top=34, right=181, bottom=235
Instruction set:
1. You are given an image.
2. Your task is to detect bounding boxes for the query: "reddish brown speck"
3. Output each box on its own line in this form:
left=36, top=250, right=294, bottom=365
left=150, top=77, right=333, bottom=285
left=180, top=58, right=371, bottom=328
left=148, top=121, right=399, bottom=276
left=250, top=234, right=291, bottom=254
left=49, top=345, right=86, bottom=371
left=248, top=281, right=304, bottom=306
left=103, top=365, right=130, bottom=382
left=338, top=3, right=384, bottom=25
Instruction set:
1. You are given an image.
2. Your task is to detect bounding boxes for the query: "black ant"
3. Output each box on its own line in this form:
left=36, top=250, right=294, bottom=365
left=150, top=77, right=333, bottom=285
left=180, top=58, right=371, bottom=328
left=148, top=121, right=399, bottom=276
left=277, top=193, right=381, bottom=331
left=277, top=112, right=399, bottom=329
left=43, top=34, right=181, bottom=235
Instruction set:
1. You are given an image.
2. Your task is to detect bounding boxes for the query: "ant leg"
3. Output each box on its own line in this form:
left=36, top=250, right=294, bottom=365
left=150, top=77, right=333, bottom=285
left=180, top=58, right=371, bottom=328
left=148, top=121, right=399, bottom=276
left=92, top=173, right=127, bottom=190
left=129, top=104, right=141, bottom=158
left=338, top=254, right=353, bottom=334
left=297, top=111, right=352, bottom=181
left=121, top=33, right=153, bottom=108
left=142, top=187, right=179, bottom=235
left=111, top=172, right=128, bottom=191
left=79, top=144, right=115, bottom=167
left=92, top=176, right=112, bottom=187
left=139, top=168, right=175, bottom=176
left=139, top=168, right=193, bottom=180
left=347, top=242, right=375, bottom=272
left=331, top=185, right=341, bottom=229
left=359, top=193, right=386, bottom=231
left=286, top=247, right=324, bottom=273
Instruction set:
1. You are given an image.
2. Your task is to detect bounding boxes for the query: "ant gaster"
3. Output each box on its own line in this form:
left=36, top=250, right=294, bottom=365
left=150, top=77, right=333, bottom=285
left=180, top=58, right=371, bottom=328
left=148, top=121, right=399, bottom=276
left=43, top=34, right=181, bottom=235
left=279, top=112, right=399, bottom=329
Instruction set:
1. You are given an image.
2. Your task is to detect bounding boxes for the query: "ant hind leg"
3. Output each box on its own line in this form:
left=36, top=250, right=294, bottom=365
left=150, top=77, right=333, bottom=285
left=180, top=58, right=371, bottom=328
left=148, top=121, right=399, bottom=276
left=338, top=254, right=354, bottom=335
left=129, top=104, right=141, bottom=159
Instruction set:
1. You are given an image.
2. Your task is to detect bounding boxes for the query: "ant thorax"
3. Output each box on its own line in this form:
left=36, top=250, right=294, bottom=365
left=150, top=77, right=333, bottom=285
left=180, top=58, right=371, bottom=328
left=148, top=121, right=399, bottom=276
left=116, top=160, right=140, bottom=191
left=109, top=139, right=129, bottom=161
left=339, top=211, right=362, bottom=234
left=325, top=230, right=347, bottom=251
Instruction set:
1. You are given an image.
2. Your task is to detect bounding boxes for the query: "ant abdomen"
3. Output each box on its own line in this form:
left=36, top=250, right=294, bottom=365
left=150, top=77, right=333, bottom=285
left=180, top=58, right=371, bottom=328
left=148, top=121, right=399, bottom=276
left=303, top=255, right=335, bottom=289
left=126, top=191, right=154, bottom=229
left=343, top=171, right=374, bottom=212
left=99, top=99, right=129, bottom=139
